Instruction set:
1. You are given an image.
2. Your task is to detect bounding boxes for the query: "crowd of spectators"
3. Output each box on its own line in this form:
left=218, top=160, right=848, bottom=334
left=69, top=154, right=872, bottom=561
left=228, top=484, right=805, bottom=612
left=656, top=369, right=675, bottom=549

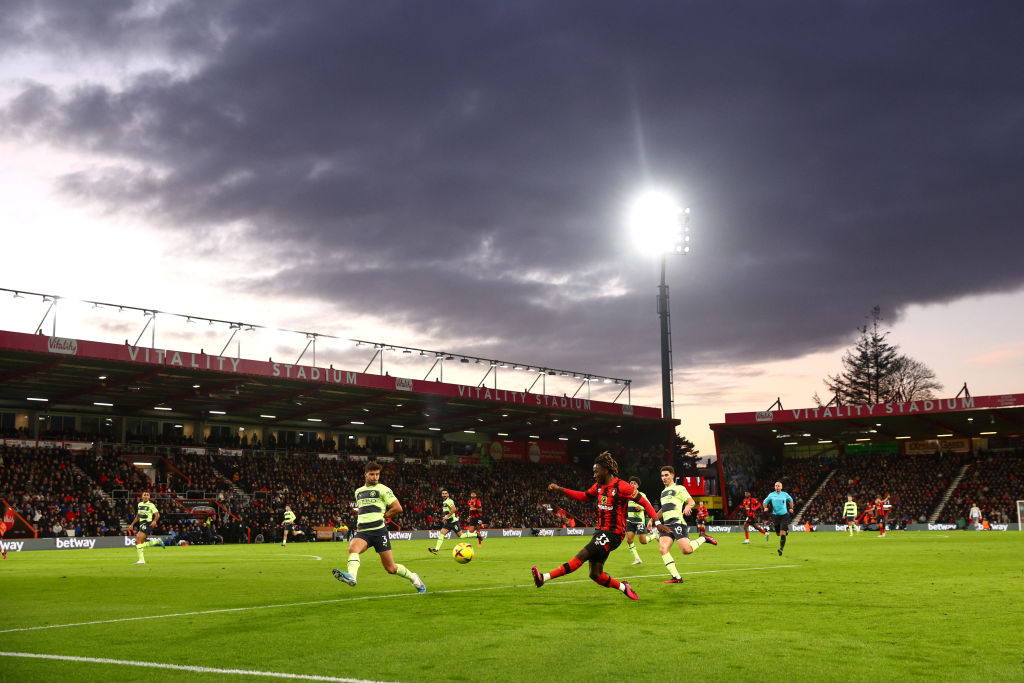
left=0, top=445, right=122, bottom=537
left=802, top=452, right=967, bottom=526
left=942, top=449, right=1024, bottom=526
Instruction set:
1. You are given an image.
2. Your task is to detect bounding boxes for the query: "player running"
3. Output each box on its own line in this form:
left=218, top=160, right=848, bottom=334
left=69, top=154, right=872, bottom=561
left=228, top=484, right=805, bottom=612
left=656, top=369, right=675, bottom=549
left=652, top=465, right=717, bottom=584
left=763, top=481, right=794, bottom=556
left=842, top=495, right=859, bottom=535
left=332, top=460, right=425, bottom=593
left=740, top=489, right=770, bottom=544
left=465, top=491, right=485, bottom=546
left=128, top=491, right=165, bottom=565
left=625, top=476, right=654, bottom=565
left=281, top=504, right=296, bottom=546
left=531, top=451, right=658, bottom=600
left=695, top=500, right=709, bottom=537
left=428, top=489, right=475, bottom=554
left=872, top=495, right=890, bottom=537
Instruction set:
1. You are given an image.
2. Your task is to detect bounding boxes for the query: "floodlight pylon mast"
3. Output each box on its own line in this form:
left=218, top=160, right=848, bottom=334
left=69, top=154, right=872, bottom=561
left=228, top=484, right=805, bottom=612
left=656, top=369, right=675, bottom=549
left=658, top=253, right=674, bottom=421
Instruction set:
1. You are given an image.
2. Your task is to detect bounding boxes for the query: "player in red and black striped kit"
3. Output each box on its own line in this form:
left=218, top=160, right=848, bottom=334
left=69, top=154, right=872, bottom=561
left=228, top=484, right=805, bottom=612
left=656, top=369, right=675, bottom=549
left=465, top=492, right=485, bottom=546
left=740, top=490, right=770, bottom=544
left=695, top=501, right=709, bottom=536
left=531, top=451, right=658, bottom=600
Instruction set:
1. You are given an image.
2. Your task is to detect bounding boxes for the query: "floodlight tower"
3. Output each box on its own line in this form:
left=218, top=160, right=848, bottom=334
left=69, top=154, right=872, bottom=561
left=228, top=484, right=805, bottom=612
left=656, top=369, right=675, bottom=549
left=627, top=190, right=690, bottom=421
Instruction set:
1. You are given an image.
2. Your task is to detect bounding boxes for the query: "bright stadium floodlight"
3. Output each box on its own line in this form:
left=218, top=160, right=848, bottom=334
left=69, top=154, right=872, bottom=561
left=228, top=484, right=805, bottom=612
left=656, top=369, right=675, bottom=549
left=627, top=189, right=687, bottom=256
left=627, top=187, right=691, bottom=422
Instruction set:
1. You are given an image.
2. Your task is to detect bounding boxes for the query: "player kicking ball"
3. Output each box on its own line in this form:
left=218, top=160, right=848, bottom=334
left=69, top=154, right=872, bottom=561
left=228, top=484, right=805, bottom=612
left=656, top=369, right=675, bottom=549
left=531, top=452, right=658, bottom=600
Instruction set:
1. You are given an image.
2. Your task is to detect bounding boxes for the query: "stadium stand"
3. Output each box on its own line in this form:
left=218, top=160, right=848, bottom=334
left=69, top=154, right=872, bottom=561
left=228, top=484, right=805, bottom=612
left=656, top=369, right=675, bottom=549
left=943, top=449, right=1024, bottom=526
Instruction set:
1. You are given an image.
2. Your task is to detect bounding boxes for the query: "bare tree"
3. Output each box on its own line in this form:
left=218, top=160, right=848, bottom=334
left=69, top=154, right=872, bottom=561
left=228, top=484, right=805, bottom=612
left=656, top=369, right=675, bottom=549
left=885, top=355, right=943, bottom=401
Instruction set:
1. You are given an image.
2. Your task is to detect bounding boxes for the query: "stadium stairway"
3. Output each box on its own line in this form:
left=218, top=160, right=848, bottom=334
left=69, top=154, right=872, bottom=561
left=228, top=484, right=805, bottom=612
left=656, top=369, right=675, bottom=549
left=791, top=470, right=835, bottom=525
left=928, top=462, right=971, bottom=523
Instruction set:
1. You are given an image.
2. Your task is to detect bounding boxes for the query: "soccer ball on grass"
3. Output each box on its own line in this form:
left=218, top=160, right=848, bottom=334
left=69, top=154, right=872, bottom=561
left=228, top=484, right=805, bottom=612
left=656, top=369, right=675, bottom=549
left=453, top=542, right=474, bottom=564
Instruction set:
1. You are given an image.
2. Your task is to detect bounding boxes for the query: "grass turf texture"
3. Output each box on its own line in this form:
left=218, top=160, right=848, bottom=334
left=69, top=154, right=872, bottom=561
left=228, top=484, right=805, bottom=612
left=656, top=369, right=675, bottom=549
left=2, top=532, right=1022, bottom=682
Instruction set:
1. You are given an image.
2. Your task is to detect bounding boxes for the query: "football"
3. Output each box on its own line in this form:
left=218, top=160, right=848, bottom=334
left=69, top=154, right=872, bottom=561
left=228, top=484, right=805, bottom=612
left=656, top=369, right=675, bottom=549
left=453, top=542, right=474, bottom=564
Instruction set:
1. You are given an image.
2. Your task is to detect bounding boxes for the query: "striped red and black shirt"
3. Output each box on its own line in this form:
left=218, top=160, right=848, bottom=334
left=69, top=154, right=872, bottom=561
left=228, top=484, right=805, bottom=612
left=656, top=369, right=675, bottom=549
left=585, top=477, right=639, bottom=536
left=467, top=498, right=483, bottom=517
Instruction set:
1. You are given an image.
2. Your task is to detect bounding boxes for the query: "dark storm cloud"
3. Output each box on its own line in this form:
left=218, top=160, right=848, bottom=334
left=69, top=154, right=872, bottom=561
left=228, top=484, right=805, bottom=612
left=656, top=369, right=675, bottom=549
left=3, top=1, right=1023, bottom=386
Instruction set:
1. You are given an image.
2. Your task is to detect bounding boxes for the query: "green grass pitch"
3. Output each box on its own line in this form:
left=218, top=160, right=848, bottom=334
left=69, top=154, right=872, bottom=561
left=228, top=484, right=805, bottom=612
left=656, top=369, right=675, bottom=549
left=2, top=532, right=1022, bottom=682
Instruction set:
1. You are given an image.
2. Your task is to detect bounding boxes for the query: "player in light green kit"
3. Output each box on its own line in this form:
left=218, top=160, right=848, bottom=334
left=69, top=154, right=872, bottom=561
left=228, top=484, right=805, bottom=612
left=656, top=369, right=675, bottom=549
left=428, top=489, right=475, bottom=555
left=128, top=491, right=164, bottom=565
left=625, top=476, right=653, bottom=565
left=652, top=466, right=716, bottom=583
left=332, top=461, right=425, bottom=593
left=843, top=494, right=859, bottom=535
left=281, top=505, right=296, bottom=546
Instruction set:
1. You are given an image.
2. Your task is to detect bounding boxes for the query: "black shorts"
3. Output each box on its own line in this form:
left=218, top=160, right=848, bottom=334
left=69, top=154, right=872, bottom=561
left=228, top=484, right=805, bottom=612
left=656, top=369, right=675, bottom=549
left=625, top=520, right=648, bottom=535
left=442, top=519, right=460, bottom=533
left=662, top=520, right=690, bottom=541
left=355, top=528, right=391, bottom=553
left=583, top=530, right=623, bottom=563
left=137, top=522, right=153, bottom=534
left=284, top=523, right=294, bottom=532
left=468, top=516, right=484, bottom=526
left=844, top=516, right=856, bottom=524
left=772, top=514, right=790, bottom=533
left=744, top=516, right=758, bottom=526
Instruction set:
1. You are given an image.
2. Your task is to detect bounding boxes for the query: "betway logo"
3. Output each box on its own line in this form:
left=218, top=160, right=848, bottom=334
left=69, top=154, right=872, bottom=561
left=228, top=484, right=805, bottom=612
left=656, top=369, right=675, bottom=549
left=929, top=523, right=956, bottom=531
left=124, top=536, right=139, bottom=547
left=0, top=540, right=24, bottom=553
left=388, top=532, right=412, bottom=540
left=56, top=537, right=96, bottom=549
left=565, top=528, right=585, bottom=535
left=502, top=529, right=523, bottom=537
left=536, top=529, right=555, bottom=536
left=706, top=525, right=732, bottom=533
left=48, top=336, right=78, bottom=355
left=991, top=524, right=1009, bottom=531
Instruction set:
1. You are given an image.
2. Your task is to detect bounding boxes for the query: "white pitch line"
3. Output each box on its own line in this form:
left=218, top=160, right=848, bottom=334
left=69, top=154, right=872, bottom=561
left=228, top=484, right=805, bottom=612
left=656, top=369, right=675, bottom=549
left=0, top=651, right=396, bottom=682
left=0, top=564, right=796, bottom=635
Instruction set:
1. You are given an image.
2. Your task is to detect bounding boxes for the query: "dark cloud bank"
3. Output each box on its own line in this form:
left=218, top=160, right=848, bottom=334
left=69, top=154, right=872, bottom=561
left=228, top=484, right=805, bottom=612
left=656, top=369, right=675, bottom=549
left=3, top=1, right=1023, bottom=389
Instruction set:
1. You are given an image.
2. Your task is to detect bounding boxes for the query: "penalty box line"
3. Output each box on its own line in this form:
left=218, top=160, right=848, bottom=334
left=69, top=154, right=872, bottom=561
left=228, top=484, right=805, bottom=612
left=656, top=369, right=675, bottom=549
left=0, top=564, right=797, bottom=635
left=0, top=651, right=396, bottom=683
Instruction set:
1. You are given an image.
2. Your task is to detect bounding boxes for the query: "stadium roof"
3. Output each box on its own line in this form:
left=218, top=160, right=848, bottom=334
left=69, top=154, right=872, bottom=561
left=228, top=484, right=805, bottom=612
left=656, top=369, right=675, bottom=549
left=711, top=393, right=1024, bottom=449
left=0, top=330, right=671, bottom=443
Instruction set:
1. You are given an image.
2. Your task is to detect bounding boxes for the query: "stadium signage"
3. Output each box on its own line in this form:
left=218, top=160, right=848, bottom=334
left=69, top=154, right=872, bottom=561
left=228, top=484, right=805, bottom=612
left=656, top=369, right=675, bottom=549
left=787, top=397, right=977, bottom=419
left=54, top=537, right=97, bottom=549
left=928, top=523, right=957, bottom=531
left=47, top=336, right=78, bottom=355
left=706, top=525, right=732, bottom=533
left=565, top=528, right=584, bottom=535
left=388, top=531, right=412, bottom=540
left=456, top=384, right=592, bottom=410
left=1, top=331, right=663, bottom=419
left=0, top=541, right=24, bottom=553
left=502, top=529, right=523, bottom=537
left=537, top=529, right=555, bottom=536
left=755, top=411, right=773, bottom=422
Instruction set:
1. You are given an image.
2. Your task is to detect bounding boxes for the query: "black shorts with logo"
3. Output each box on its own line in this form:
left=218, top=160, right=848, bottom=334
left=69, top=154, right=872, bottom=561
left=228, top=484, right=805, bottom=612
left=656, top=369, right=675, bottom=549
left=442, top=519, right=461, bottom=533
left=355, top=528, right=391, bottom=553
left=583, top=530, right=623, bottom=563
left=772, top=514, right=791, bottom=533
left=844, top=515, right=856, bottom=524
left=468, top=515, right=484, bottom=526
left=625, top=520, right=648, bottom=535
left=661, top=520, right=690, bottom=541
left=136, top=522, right=153, bottom=535
left=284, top=523, right=294, bottom=532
